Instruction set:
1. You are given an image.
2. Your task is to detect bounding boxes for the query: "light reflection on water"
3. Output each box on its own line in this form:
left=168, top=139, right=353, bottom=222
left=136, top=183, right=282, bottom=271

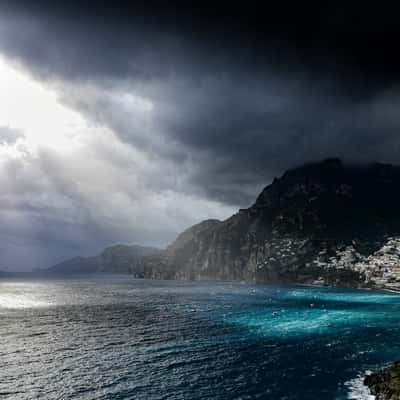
left=0, top=282, right=54, bottom=309
left=0, top=276, right=399, bottom=399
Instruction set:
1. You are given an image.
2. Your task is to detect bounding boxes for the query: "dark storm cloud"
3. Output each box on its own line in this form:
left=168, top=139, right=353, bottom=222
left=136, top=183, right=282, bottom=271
left=2, top=1, right=400, bottom=90
left=2, top=1, right=400, bottom=203
left=1, top=1, right=400, bottom=269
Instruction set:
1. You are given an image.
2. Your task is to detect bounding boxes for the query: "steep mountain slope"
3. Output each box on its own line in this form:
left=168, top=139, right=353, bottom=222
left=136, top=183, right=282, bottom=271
left=45, top=159, right=400, bottom=288
left=145, top=159, right=400, bottom=287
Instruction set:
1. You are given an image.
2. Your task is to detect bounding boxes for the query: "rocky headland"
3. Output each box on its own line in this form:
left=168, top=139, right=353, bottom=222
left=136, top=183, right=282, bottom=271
left=365, top=362, right=400, bottom=400
left=43, top=159, right=400, bottom=289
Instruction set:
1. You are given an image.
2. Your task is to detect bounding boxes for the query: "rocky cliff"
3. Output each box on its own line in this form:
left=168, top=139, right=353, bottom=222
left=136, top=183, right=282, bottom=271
left=46, top=159, right=400, bottom=288
left=365, top=362, right=400, bottom=399
left=141, top=159, right=400, bottom=288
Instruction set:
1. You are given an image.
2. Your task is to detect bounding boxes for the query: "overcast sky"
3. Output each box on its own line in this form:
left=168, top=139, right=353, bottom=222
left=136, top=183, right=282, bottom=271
left=1, top=1, right=400, bottom=270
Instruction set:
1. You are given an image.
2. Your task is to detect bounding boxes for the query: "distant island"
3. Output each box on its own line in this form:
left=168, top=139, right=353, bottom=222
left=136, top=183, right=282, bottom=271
left=34, top=159, right=400, bottom=290
left=38, top=244, right=162, bottom=276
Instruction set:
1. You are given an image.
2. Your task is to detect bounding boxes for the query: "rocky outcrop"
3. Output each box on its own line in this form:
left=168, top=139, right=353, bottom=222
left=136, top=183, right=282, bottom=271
left=365, top=362, right=400, bottom=399
left=46, top=159, right=400, bottom=287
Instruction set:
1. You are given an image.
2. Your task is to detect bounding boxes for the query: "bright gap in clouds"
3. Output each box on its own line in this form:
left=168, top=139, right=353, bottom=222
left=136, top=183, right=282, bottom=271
left=0, top=53, right=236, bottom=271
left=0, top=55, right=98, bottom=152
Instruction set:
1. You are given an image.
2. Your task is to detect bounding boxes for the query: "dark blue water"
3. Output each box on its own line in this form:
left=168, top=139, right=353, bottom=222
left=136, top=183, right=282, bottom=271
left=1, top=277, right=400, bottom=399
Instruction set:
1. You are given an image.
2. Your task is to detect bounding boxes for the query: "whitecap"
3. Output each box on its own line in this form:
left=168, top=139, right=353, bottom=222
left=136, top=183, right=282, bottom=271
left=344, top=372, right=375, bottom=400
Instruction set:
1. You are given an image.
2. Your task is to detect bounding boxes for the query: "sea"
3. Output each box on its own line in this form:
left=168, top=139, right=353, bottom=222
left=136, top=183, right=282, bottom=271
left=1, top=276, right=400, bottom=399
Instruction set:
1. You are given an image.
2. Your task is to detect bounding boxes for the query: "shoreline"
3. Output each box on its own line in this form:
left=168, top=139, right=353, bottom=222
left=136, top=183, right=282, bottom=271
left=3, top=273, right=400, bottom=295
left=297, top=282, right=400, bottom=295
left=382, top=287, right=400, bottom=294
left=364, top=362, right=400, bottom=400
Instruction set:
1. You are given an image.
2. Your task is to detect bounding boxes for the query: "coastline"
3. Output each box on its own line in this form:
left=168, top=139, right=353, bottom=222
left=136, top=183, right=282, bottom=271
left=382, top=287, right=400, bottom=294
left=296, top=282, right=400, bottom=295
left=364, top=362, right=400, bottom=400
left=5, top=272, right=400, bottom=296
left=345, top=373, right=375, bottom=400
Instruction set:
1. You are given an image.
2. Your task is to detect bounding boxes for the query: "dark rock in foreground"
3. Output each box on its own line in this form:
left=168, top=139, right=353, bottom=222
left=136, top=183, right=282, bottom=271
left=365, top=362, right=400, bottom=399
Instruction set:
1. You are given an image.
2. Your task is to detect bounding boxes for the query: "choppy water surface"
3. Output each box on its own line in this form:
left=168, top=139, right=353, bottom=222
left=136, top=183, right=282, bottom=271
left=1, top=277, right=400, bottom=399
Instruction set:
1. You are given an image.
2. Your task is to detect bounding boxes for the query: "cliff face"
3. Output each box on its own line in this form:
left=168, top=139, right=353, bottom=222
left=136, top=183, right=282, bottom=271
left=46, top=159, right=400, bottom=288
left=143, top=159, right=400, bottom=287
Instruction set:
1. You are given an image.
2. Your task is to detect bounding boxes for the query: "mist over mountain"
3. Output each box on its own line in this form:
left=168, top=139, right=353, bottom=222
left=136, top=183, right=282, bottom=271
left=42, top=244, right=161, bottom=275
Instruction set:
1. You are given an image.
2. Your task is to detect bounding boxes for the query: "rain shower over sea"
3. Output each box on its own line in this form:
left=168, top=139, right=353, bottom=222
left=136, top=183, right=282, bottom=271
left=1, top=276, right=399, bottom=399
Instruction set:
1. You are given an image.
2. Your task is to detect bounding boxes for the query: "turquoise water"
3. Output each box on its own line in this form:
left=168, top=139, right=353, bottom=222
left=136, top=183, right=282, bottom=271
left=1, top=277, right=400, bottom=399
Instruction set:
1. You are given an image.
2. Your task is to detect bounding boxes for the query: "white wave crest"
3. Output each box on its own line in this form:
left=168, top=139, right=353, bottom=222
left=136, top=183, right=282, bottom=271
left=345, top=372, right=375, bottom=400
